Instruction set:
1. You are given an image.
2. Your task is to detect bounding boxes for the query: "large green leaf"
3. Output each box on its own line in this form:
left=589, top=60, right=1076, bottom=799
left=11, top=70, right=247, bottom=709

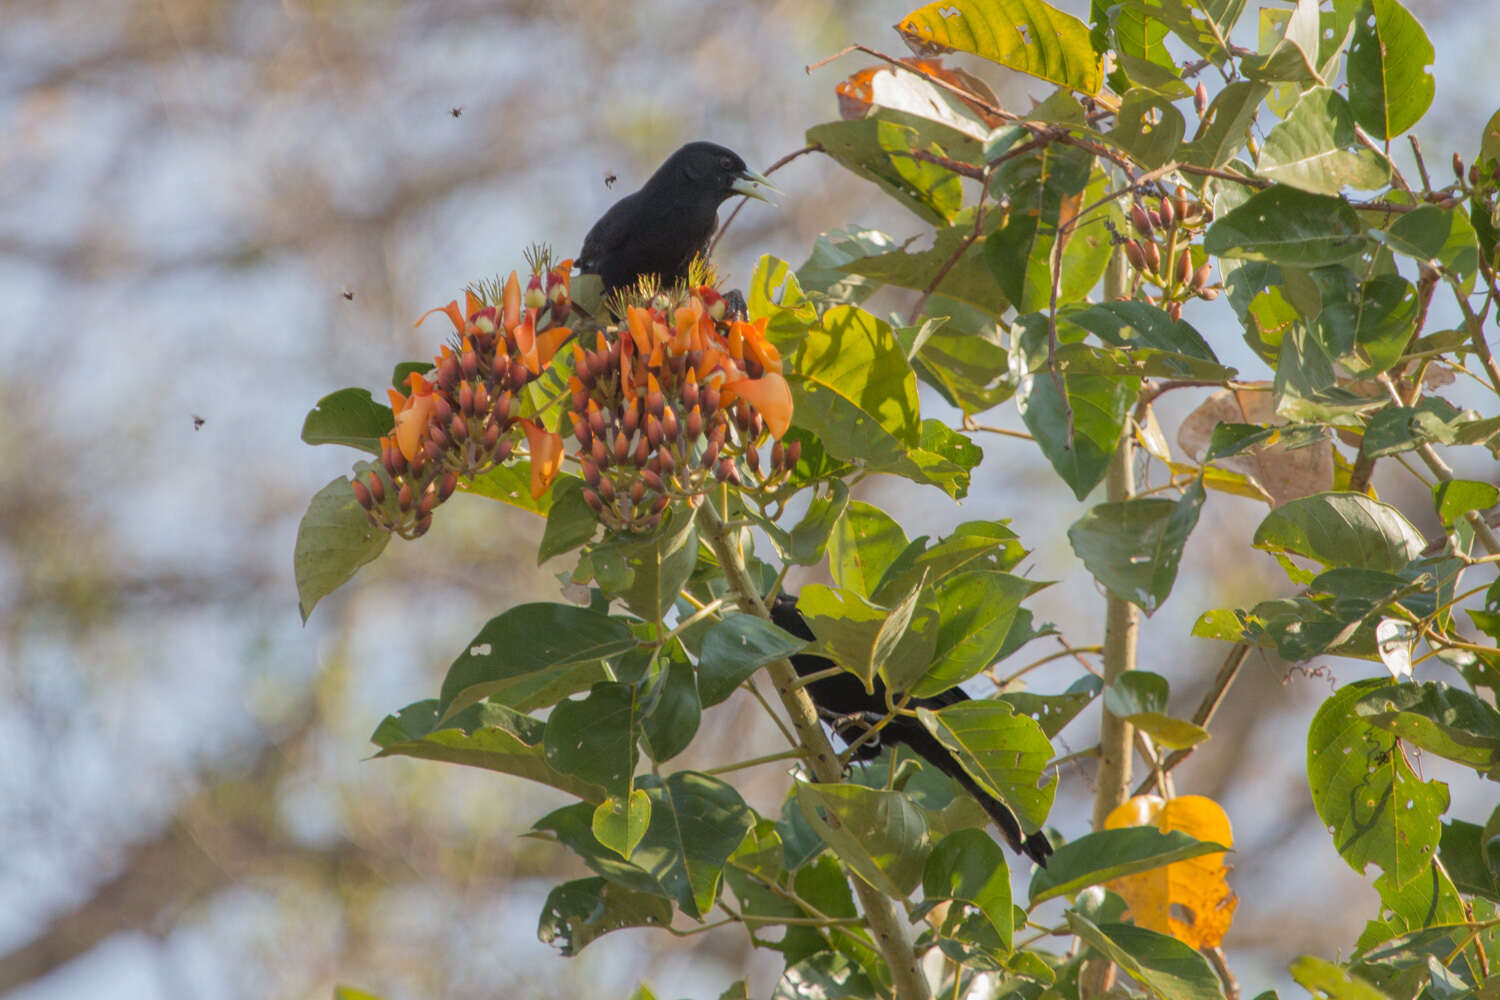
left=537, top=877, right=674, bottom=956
left=590, top=511, right=698, bottom=623
left=1256, top=88, right=1391, bottom=194
left=797, top=227, right=897, bottom=307
left=696, top=614, right=808, bottom=708
left=639, top=652, right=701, bottom=763
left=1109, top=89, right=1185, bottom=168
left=1014, top=315, right=1138, bottom=500
left=1288, top=956, right=1393, bottom=1000
left=919, top=828, right=1013, bottom=960
left=796, top=583, right=923, bottom=692
left=632, top=772, right=755, bottom=919
left=1182, top=80, right=1268, bottom=167
left=1253, top=493, right=1424, bottom=574
left=913, top=570, right=1046, bottom=696
left=371, top=700, right=605, bottom=803
left=1377, top=205, right=1480, bottom=286
left=437, top=603, right=636, bottom=717
left=830, top=501, right=909, bottom=597
left=1346, top=0, right=1435, bottom=140
left=789, top=305, right=921, bottom=469
left=796, top=782, right=930, bottom=897
left=1067, top=477, right=1205, bottom=616
left=806, top=114, right=973, bottom=225
left=842, top=210, right=1012, bottom=317
left=1354, top=682, right=1500, bottom=775
left=1308, top=679, right=1448, bottom=886
left=872, top=519, right=1029, bottom=605
left=917, top=699, right=1056, bottom=831
left=543, top=682, right=640, bottom=801
left=1205, top=184, right=1368, bottom=266
left=896, top=0, right=1102, bottom=94
left=1068, top=914, right=1227, bottom=1000
left=1102, top=671, right=1210, bottom=750
left=300, top=387, right=393, bottom=453
left=294, top=473, right=390, bottom=622
left=1028, top=826, right=1229, bottom=905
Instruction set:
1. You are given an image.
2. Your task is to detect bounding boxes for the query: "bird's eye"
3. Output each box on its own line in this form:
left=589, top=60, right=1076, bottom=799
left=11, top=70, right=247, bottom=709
left=719, top=155, right=733, bottom=170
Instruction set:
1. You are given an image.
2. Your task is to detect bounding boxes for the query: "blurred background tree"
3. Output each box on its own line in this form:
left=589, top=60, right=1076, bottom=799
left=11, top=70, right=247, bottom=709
left=1, top=1, right=1496, bottom=998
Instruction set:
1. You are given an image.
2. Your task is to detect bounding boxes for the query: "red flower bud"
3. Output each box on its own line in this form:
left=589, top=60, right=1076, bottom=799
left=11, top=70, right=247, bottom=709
left=598, top=476, right=615, bottom=503
left=482, top=419, right=501, bottom=449
left=685, top=405, right=703, bottom=440
left=581, top=457, right=601, bottom=486
left=461, top=347, right=478, bottom=380
left=623, top=400, right=640, bottom=436
left=630, top=479, right=645, bottom=504
left=1193, top=261, right=1212, bottom=290
left=368, top=473, right=386, bottom=504
left=591, top=437, right=609, bottom=467
left=1194, top=80, right=1208, bottom=116
left=715, top=457, right=738, bottom=483
left=439, top=471, right=458, bottom=501
left=496, top=437, right=514, bottom=462
left=614, top=430, right=630, bottom=464
left=450, top=414, right=469, bottom=442
left=661, top=405, right=679, bottom=441
left=641, top=468, right=664, bottom=492
left=582, top=488, right=603, bottom=513
left=633, top=434, right=650, bottom=467
left=525, top=274, right=546, bottom=310
left=459, top=381, right=474, bottom=415
left=1158, top=197, right=1175, bottom=229
left=398, top=482, right=414, bottom=512
left=1175, top=249, right=1192, bottom=285
left=786, top=440, right=802, bottom=468
left=351, top=478, right=372, bottom=509
left=646, top=414, right=664, bottom=448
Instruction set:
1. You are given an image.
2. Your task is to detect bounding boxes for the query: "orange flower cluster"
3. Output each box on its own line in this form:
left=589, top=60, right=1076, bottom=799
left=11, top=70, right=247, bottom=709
left=351, top=260, right=572, bottom=538
left=570, top=287, right=797, bottom=531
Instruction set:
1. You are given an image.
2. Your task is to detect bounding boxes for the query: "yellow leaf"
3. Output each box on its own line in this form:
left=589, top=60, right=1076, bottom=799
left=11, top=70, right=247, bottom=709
left=1104, top=794, right=1238, bottom=948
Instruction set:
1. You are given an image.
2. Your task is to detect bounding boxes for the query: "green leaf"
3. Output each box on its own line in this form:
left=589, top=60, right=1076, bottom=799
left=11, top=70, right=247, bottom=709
left=463, top=460, right=557, bottom=515
left=797, top=583, right=922, bottom=692
left=918, top=699, right=1056, bottom=832
left=1205, top=185, right=1368, bottom=266
left=591, top=510, right=697, bottom=622
left=294, top=473, right=389, bottom=622
left=1065, top=300, right=1219, bottom=363
left=639, top=652, right=701, bottom=763
left=920, top=828, right=1013, bottom=957
left=1433, top=480, right=1499, bottom=527
left=1028, top=826, right=1230, bottom=905
left=371, top=700, right=605, bottom=803
left=437, top=603, right=636, bottom=718
left=896, top=0, right=1103, bottom=94
left=1354, top=682, right=1500, bottom=775
left=1181, top=80, right=1269, bottom=167
left=1346, top=0, right=1435, bottom=140
left=1068, top=914, right=1227, bottom=1000
left=1109, top=89, right=1185, bottom=168
left=797, top=227, right=897, bottom=306
left=873, top=520, right=1029, bottom=604
left=1067, top=477, right=1205, bottom=615
left=1308, top=679, right=1447, bottom=885
left=633, top=772, right=755, bottom=919
left=1289, top=956, right=1393, bottom=1000
left=300, top=387, right=393, bottom=453
left=1378, top=205, right=1480, bottom=285
left=544, top=682, right=640, bottom=800
left=984, top=153, right=1113, bottom=313
left=1241, top=0, right=1323, bottom=84
left=537, top=477, right=597, bottom=563
left=696, top=614, right=807, bottom=708
left=830, top=501, right=909, bottom=597
left=796, top=782, right=929, bottom=897
left=843, top=211, right=1012, bottom=317
left=786, top=481, right=850, bottom=566
left=592, top=789, right=652, bottom=860
left=914, top=571, right=1045, bottom=696
left=1256, top=88, right=1391, bottom=194
left=914, top=313, right=1015, bottom=414
left=771, top=952, right=877, bottom=1000
left=1254, top=493, right=1424, bottom=573
left=884, top=418, right=984, bottom=499
left=789, top=305, right=921, bottom=469
left=537, top=876, right=672, bottom=957
left=999, top=675, right=1103, bottom=739
left=1438, top=820, right=1500, bottom=902
left=1013, top=315, right=1138, bottom=500
left=805, top=114, right=972, bottom=225
left=1103, top=671, right=1210, bottom=750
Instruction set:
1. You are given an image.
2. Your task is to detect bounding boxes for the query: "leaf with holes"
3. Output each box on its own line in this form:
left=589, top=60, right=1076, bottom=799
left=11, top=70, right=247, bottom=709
left=896, top=0, right=1102, bottom=94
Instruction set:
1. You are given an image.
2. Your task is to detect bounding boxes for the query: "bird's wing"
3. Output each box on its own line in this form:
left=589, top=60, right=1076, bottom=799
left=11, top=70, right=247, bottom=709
left=576, top=193, right=637, bottom=273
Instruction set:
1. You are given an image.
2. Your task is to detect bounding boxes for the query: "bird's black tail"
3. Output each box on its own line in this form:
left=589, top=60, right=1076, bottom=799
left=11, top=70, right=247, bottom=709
left=896, top=725, right=1053, bottom=867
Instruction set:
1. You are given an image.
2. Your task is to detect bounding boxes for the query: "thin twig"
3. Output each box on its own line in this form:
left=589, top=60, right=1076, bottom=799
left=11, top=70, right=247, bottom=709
left=1131, top=643, right=1251, bottom=797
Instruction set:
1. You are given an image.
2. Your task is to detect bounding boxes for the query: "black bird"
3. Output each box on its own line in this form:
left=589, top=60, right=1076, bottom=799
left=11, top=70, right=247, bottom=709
left=577, top=141, right=777, bottom=294
left=771, top=592, right=1053, bottom=866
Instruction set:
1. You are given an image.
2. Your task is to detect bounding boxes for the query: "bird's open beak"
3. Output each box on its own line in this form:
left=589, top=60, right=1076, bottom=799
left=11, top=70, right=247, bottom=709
left=731, top=167, right=780, bottom=205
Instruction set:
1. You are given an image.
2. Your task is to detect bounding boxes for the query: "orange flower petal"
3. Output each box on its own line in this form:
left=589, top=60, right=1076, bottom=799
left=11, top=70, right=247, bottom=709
left=535, top=324, right=574, bottom=369
left=387, top=387, right=408, bottom=412
left=503, top=271, right=521, bottom=332
left=394, top=393, right=434, bottom=461
left=724, top=372, right=792, bottom=439
left=627, top=306, right=655, bottom=356
left=414, top=300, right=464, bottom=333
left=521, top=419, right=564, bottom=499
left=464, top=289, right=484, bottom=317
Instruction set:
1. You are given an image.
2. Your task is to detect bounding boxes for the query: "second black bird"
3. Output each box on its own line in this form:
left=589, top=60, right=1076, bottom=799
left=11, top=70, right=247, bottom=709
left=577, top=141, right=777, bottom=295
left=771, top=592, right=1053, bottom=866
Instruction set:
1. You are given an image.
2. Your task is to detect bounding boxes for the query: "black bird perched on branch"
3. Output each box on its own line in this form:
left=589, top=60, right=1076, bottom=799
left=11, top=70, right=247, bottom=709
left=771, top=592, right=1054, bottom=867
left=576, top=141, right=778, bottom=295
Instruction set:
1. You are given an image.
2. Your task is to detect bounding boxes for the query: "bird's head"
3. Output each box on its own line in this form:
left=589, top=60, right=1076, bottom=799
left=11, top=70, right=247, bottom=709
left=662, top=141, right=779, bottom=207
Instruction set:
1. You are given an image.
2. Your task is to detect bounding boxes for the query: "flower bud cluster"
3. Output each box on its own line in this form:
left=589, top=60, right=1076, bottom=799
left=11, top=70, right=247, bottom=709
left=352, top=260, right=571, bottom=537
left=569, top=287, right=797, bottom=531
left=1119, top=186, right=1217, bottom=320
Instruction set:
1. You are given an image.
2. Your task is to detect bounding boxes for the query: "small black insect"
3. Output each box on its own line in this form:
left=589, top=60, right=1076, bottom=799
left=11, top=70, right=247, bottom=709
left=192, top=415, right=206, bottom=430
left=449, top=106, right=463, bottom=118
left=604, top=171, right=617, bottom=189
